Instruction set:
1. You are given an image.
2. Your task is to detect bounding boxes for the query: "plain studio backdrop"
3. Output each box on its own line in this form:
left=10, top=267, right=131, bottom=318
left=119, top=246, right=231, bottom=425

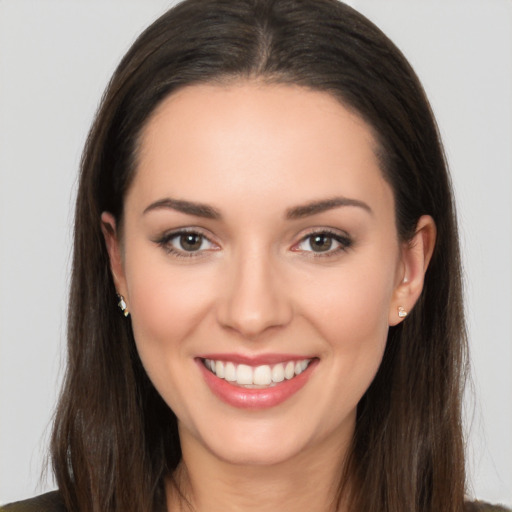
left=0, top=0, right=510, bottom=506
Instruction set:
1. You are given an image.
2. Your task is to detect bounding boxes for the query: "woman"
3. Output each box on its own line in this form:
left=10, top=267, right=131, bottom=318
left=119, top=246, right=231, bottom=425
left=2, top=0, right=509, bottom=511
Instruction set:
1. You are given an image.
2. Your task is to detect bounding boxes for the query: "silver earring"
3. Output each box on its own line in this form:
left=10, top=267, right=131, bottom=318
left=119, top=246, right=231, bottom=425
left=117, top=294, right=130, bottom=317
left=398, top=306, right=408, bottom=318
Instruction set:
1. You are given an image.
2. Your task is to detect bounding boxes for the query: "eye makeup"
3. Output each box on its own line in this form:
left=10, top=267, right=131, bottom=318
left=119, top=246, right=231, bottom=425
left=153, top=225, right=354, bottom=260
left=154, top=228, right=219, bottom=259
left=292, top=228, right=353, bottom=257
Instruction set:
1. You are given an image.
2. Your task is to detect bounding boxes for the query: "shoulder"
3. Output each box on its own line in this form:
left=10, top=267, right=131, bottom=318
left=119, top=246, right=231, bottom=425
left=1, top=491, right=66, bottom=512
left=465, top=500, right=512, bottom=512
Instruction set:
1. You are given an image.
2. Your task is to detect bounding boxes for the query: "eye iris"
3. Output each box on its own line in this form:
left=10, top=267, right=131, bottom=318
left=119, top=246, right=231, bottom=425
left=310, top=234, right=332, bottom=252
left=180, top=233, right=202, bottom=251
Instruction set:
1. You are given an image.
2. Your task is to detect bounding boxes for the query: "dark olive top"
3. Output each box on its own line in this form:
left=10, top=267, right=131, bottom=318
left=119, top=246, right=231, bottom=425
left=1, top=492, right=65, bottom=512
left=1, top=490, right=511, bottom=511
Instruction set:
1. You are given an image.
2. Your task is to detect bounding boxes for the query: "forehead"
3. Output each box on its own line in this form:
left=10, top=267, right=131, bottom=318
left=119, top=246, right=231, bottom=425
left=130, top=81, right=393, bottom=218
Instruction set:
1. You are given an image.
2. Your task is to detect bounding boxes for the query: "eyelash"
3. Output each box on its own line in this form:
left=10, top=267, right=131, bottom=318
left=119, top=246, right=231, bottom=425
left=155, top=228, right=353, bottom=259
left=293, top=229, right=353, bottom=257
left=155, top=229, right=218, bottom=259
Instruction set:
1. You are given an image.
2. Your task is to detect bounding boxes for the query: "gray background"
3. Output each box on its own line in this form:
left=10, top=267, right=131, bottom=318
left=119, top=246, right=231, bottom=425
left=1, top=0, right=511, bottom=505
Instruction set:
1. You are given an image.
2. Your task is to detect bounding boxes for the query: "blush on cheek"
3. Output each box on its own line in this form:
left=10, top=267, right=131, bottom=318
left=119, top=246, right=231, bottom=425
left=310, top=281, right=390, bottom=335
left=128, top=271, right=214, bottom=351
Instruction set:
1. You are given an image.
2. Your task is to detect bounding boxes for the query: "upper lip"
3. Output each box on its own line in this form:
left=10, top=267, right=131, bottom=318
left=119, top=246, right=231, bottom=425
left=197, top=353, right=316, bottom=366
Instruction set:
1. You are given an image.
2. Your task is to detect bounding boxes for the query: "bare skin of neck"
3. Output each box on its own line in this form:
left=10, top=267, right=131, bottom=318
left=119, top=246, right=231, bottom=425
left=165, top=427, right=351, bottom=512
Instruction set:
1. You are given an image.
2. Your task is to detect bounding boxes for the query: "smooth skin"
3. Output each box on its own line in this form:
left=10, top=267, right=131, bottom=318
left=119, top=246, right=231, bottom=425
left=102, top=82, right=435, bottom=512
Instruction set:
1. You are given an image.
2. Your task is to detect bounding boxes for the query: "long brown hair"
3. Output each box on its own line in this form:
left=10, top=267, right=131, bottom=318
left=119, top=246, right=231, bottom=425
left=51, top=1, right=468, bottom=511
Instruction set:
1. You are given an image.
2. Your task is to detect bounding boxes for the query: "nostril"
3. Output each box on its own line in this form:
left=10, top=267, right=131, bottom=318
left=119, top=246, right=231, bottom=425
left=215, top=257, right=293, bottom=337
left=216, top=296, right=292, bottom=339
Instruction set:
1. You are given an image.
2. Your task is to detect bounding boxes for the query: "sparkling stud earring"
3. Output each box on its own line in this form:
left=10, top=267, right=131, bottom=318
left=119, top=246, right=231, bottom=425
left=398, top=306, right=408, bottom=318
left=117, top=294, right=130, bottom=317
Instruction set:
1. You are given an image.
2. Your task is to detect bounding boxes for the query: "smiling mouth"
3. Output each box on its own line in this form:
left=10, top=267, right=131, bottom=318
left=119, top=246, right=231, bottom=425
left=202, top=358, right=313, bottom=389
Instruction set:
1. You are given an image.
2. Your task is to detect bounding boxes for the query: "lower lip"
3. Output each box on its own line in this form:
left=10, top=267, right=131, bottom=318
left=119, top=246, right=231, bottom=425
left=197, top=359, right=317, bottom=410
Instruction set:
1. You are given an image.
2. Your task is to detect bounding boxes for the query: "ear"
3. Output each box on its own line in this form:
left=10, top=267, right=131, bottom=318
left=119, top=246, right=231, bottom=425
left=389, top=215, right=436, bottom=326
left=101, top=212, right=127, bottom=298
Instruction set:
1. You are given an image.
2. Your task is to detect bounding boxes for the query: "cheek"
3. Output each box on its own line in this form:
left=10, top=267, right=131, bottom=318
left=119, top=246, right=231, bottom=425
left=300, top=262, right=395, bottom=341
left=123, top=247, right=215, bottom=360
left=125, top=258, right=216, bottom=418
left=295, top=252, right=397, bottom=382
left=295, top=265, right=393, bottom=420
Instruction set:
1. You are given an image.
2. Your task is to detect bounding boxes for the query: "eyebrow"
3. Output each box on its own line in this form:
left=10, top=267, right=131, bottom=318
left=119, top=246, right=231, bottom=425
left=143, top=195, right=372, bottom=220
left=285, top=197, right=373, bottom=219
left=143, top=198, right=221, bottom=219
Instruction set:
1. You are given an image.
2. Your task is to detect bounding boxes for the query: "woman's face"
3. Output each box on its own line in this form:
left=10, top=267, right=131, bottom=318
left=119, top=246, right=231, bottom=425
left=104, top=82, right=424, bottom=467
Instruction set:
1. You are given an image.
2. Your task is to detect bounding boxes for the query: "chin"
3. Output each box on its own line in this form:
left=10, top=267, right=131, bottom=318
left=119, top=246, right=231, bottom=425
left=206, top=431, right=308, bottom=467
left=180, top=411, right=318, bottom=467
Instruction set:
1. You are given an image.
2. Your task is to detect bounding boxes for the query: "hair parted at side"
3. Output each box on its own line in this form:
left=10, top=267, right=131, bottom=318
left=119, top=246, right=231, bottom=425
left=51, top=1, right=468, bottom=511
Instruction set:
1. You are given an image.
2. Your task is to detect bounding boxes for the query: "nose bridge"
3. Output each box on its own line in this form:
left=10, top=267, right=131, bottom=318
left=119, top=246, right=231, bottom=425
left=217, top=241, right=292, bottom=338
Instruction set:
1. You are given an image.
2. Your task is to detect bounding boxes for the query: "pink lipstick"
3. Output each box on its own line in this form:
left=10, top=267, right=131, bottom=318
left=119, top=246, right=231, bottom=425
left=196, top=355, right=317, bottom=409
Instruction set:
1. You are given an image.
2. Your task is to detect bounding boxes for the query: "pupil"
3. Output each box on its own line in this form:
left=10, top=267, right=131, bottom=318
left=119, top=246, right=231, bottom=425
left=311, top=234, right=332, bottom=252
left=180, top=233, right=202, bottom=251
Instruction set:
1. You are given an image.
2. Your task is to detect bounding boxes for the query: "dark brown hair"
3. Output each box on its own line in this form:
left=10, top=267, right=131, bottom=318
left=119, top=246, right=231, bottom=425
left=51, top=1, right=467, bottom=511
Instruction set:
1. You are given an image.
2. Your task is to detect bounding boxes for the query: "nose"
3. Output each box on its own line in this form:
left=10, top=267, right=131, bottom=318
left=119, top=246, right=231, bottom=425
left=216, top=249, right=293, bottom=339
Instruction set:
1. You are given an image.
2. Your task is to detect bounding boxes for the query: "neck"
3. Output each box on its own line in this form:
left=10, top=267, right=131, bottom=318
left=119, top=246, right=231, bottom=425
left=166, top=430, right=352, bottom=512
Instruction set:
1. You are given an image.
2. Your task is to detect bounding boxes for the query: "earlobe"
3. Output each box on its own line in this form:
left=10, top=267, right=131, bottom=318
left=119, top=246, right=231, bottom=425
left=389, top=215, right=436, bottom=326
left=100, top=212, right=127, bottom=296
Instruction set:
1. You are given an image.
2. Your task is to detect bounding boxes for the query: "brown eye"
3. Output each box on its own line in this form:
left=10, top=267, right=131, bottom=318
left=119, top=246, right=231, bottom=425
left=156, top=229, right=217, bottom=257
left=179, top=233, right=203, bottom=251
left=309, top=234, right=333, bottom=252
left=294, top=230, right=352, bottom=256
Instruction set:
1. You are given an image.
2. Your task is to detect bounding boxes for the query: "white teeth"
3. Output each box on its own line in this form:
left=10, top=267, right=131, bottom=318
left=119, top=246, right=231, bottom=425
left=215, top=360, right=225, bottom=378
left=253, top=365, right=272, bottom=386
left=271, top=364, right=285, bottom=383
left=236, top=364, right=253, bottom=385
left=285, top=361, right=295, bottom=380
left=205, top=358, right=312, bottom=387
left=225, top=361, right=236, bottom=381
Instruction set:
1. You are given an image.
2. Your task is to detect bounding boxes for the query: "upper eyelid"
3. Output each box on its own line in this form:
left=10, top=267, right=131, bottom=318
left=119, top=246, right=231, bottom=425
left=295, top=227, right=351, bottom=241
left=157, top=226, right=216, bottom=241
